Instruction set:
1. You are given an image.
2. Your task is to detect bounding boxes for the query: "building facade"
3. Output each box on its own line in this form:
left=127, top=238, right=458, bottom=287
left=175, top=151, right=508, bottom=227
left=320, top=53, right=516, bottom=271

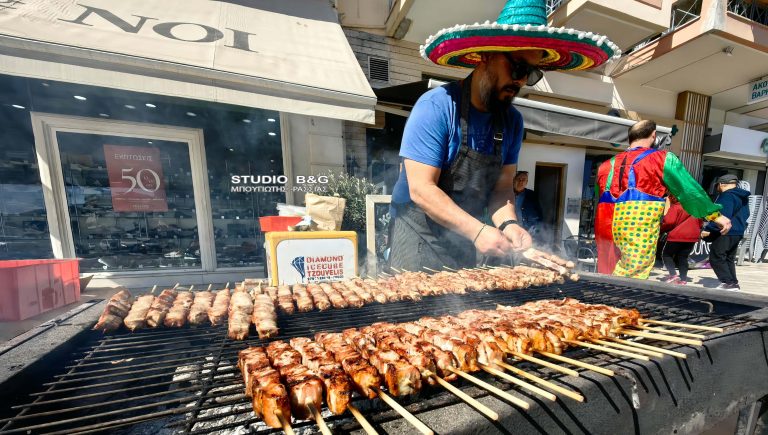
left=337, top=0, right=768, bottom=254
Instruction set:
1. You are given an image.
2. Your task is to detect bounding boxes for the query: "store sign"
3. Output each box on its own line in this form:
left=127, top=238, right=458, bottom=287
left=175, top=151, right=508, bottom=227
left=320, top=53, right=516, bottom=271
left=275, top=238, right=356, bottom=284
left=748, top=77, right=768, bottom=105
left=104, top=145, right=168, bottom=212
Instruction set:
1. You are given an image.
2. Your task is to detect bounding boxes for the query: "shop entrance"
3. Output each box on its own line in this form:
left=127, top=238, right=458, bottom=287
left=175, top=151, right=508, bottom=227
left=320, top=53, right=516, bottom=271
left=533, top=163, right=566, bottom=250
left=31, top=113, right=218, bottom=284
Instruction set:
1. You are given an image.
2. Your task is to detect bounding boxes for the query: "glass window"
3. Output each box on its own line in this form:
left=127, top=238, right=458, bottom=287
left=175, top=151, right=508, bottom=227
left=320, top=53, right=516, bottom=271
left=204, top=110, right=285, bottom=268
left=57, top=132, right=200, bottom=272
left=0, top=76, right=53, bottom=260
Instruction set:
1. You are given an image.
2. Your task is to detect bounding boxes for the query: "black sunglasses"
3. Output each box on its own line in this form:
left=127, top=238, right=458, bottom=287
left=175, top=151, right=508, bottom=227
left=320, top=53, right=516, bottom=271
left=502, top=53, right=544, bottom=86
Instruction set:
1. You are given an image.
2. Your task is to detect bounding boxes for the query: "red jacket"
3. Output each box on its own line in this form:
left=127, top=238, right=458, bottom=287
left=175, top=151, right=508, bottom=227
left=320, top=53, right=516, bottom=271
left=661, top=202, right=703, bottom=243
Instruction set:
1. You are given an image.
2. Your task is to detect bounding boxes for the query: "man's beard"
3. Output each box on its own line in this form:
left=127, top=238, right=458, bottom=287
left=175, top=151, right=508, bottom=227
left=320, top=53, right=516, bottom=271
left=477, top=69, right=520, bottom=113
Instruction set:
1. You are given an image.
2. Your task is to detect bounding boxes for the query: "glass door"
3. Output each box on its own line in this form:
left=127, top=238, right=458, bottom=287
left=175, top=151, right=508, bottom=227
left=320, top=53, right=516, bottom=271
left=32, top=113, right=215, bottom=274
left=57, top=133, right=200, bottom=272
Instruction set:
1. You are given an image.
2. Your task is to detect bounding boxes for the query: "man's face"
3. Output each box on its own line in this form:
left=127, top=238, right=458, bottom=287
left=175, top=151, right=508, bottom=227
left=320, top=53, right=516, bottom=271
left=514, top=174, right=528, bottom=192
left=478, top=50, right=545, bottom=112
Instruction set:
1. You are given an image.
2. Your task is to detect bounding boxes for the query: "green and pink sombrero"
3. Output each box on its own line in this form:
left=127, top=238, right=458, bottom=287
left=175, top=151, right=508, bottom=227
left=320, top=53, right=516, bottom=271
left=421, top=0, right=621, bottom=71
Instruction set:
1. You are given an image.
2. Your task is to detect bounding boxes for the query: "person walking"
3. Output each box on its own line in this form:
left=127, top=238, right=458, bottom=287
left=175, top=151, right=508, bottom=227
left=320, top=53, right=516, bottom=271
left=702, top=174, right=750, bottom=290
left=594, top=120, right=731, bottom=279
left=659, top=195, right=702, bottom=284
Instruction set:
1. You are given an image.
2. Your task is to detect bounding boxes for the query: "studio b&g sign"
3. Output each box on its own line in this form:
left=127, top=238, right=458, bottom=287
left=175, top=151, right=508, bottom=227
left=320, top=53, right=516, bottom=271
left=104, top=145, right=168, bottom=212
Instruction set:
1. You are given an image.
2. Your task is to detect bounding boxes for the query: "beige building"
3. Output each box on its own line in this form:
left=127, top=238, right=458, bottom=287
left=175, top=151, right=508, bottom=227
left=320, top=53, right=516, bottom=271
left=336, top=0, right=768, bottom=253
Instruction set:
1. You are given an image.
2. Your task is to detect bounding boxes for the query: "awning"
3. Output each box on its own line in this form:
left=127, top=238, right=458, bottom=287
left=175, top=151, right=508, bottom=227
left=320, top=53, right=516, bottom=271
left=0, top=0, right=376, bottom=123
left=375, top=80, right=673, bottom=145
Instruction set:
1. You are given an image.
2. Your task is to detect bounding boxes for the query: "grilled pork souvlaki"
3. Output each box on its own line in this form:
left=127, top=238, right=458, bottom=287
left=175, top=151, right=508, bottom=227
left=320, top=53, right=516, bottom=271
left=228, top=287, right=254, bottom=340
left=93, top=289, right=133, bottom=333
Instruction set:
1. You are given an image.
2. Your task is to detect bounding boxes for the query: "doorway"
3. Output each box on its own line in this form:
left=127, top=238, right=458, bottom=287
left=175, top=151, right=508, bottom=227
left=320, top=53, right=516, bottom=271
left=533, top=163, right=566, bottom=250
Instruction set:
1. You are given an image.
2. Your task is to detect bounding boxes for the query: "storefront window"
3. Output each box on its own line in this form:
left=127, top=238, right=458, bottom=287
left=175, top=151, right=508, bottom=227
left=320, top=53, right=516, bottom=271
left=57, top=133, right=200, bottom=272
left=0, top=76, right=53, bottom=260
left=204, top=112, right=285, bottom=268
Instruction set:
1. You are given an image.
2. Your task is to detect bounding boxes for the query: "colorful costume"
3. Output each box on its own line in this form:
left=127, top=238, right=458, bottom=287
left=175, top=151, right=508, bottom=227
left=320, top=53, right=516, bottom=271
left=595, top=147, right=721, bottom=279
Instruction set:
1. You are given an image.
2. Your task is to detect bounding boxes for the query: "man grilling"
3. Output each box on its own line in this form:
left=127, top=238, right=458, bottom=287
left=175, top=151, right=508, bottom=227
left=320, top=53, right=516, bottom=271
left=387, top=0, right=622, bottom=271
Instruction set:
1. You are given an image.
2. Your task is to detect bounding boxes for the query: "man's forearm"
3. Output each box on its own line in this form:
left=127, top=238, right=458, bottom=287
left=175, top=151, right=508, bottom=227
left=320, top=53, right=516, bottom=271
left=411, top=184, right=484, bottom=240
left=489, top=189, right=518, bottom=226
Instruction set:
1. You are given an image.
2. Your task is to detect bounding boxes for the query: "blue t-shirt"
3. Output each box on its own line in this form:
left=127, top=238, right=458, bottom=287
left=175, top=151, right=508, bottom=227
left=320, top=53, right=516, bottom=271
left=391, top=81, right=524, bottom=204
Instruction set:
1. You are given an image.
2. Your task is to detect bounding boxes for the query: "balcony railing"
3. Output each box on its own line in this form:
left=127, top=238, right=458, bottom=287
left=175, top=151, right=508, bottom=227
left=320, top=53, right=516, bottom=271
left=546, top=0, right=566, bottom=16
left=727, top=0, right=768, bottom=26
left=625, top=0, right=702, bottom=55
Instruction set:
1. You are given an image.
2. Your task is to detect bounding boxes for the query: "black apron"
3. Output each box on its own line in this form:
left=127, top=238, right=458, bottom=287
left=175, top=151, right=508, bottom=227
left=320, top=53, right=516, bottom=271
left=389, top=74, right=505, bottom=271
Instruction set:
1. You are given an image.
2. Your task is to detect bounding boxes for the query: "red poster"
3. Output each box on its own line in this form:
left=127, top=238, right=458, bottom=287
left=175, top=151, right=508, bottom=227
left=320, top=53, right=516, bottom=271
left=104, top=145, right=168, bottom=212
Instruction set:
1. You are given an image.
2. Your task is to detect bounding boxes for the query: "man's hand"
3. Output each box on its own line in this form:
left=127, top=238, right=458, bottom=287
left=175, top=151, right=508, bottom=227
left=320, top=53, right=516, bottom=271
left=502, top=224, right=533, bottom=251
left=474, top=226, right=513, bottom=257
left=713, top=215, right=732, bottom=235
left=701, top=231, right=710, bottom=239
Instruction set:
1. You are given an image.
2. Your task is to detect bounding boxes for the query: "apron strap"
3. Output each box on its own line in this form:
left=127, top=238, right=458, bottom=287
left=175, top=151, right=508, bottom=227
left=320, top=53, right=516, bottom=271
left=458, top=74, right=504, bottom=168
left=627, top=148, right=657, bottom=189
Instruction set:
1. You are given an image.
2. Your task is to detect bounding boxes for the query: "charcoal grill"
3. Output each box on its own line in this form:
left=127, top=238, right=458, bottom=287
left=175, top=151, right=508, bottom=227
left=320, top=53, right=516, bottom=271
left=1, top=274, right=767, bottom=435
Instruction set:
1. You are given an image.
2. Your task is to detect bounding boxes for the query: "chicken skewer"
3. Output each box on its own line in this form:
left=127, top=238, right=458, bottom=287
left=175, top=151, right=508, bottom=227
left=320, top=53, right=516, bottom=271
left=237, top=346, right=292, bottom=430
left=228, top=285, right=254, bottom=340
left=93, top=289, right=133, bottom=333
left=188, top=284, right=214, bottom=326
left=164, top=286, right=194, bottom=328
left=123, top=286, right=157, bottom=331
left=145, top=284, right=179, bottom=328
left=207, top=284, right=231, bottom=326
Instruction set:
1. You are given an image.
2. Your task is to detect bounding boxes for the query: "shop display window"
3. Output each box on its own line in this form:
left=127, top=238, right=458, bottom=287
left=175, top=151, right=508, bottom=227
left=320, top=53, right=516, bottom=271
left=0, top=77, right=54, bottom=260
left=203, top=111, right=285, bottom=268
left=57, top=133, right=200, bottom=272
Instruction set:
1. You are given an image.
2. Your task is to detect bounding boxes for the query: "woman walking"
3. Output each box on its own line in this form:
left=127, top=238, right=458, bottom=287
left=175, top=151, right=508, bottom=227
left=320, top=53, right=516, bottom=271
left=659, top=195, right=703, bottom=284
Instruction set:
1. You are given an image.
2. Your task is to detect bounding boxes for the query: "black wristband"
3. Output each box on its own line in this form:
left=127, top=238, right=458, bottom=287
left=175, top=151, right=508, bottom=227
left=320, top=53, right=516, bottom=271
left=498, top=219, right=519, bottom=232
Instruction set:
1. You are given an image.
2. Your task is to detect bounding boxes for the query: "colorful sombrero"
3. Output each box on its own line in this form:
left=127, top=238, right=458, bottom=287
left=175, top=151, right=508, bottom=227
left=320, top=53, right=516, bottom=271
left=421, top=0, right=621, bottom=71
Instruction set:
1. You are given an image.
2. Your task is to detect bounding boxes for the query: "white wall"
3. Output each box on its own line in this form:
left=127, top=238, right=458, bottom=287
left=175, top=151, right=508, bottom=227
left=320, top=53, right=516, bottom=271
left=516, top=143, right=586, bottom=242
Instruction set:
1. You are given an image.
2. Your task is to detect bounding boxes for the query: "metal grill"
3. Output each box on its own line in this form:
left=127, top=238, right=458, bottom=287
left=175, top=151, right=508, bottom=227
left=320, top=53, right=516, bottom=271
left=0, top=280, right=760, bottom=435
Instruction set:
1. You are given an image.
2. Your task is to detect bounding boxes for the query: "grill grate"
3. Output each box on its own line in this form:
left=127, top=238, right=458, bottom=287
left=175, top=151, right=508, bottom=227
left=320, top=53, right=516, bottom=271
left=0, top=280, right=759, bottom=435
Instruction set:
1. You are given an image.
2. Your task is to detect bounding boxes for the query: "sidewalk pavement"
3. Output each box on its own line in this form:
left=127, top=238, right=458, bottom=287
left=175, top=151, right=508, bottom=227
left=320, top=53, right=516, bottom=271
left=648, top=260, right=768, bottom=297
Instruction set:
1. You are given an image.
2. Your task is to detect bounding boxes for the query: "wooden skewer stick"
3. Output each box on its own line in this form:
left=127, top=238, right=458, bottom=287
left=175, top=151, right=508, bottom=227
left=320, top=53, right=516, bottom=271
left=447, top=367, right=529, bottom=409
left=507, top=351, right=579, bottom=377
left=563, top=339, right=650, bottom=361
left=150, top=285, right=158, bottom=294
left=495, top=361, right=584, bottom=402
left=639, top=319, right=723, bottom=332
left=376, top=388, right=434, bottom=435
left=173, top=283, right=181, bottom=289
left=537, top=352, right=615, bottom=377
left=617, top=329, right=703, bottom=346
left=422, top=267, right=440, bottom=273
left=480, top=364, right=557, bottom=401
left=225, top=282, right=231, bottom=289
left=589, top=339, right=664, bottom=358
left=206, top=284, right=213, bottom=291
left=188, top=285, right=195, bottom=292
left=274, top=409, right=294, bottom=435
left=442, top=266, right=459, bottom=272
left=428, top=373, right=499, bottom=420
left=307, top=402, right=332, bottom=435
left=348, top=404, right=379, bottom=435
left=634, top=325, right=706, bottom=339
left=390, top=267, right=403, bottom=273
left=607, top=338, right=687, bottom=359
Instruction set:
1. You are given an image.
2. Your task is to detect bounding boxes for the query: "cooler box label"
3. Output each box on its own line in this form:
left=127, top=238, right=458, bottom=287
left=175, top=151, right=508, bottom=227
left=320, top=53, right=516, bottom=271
left=275, top=238, right=356, bottom=284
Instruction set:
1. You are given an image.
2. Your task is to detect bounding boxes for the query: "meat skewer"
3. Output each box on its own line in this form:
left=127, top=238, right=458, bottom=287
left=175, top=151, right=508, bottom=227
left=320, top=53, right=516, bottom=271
left=123, top=286, right=157, bottom=331
left=208, top=284, right=231, bottom=326
left=228, top=285, right=254, bottom=340
left=164, top=287, right=194, bottom=328
left=276, top=285, right=296, bottom=314
left=307, top=284, right=332, bottom=311
left=145, top=284, right=179, bottom=328
left=252, top=292, right=278, bottom=339
left=188, top=284, right=215, bottom=326
left=291, top=284, right=315, bottom=313
left=237, top=346, right=292, bottom=430
left=93, top=289, right=133, bottom=333
left=265, top=341, right=326, bottom=422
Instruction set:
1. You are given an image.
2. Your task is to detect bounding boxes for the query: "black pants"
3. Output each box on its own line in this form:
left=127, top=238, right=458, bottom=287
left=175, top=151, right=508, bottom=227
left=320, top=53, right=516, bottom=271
left=709, top=235, right=743, bottom=284
left=661, top=241, right=694, bottom=280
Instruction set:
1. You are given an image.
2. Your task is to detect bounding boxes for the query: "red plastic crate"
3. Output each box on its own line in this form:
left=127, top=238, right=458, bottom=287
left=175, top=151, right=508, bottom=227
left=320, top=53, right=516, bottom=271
left=259, top=216, right=303, bottom=232
left=0, top=259, right=81, bottom=321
